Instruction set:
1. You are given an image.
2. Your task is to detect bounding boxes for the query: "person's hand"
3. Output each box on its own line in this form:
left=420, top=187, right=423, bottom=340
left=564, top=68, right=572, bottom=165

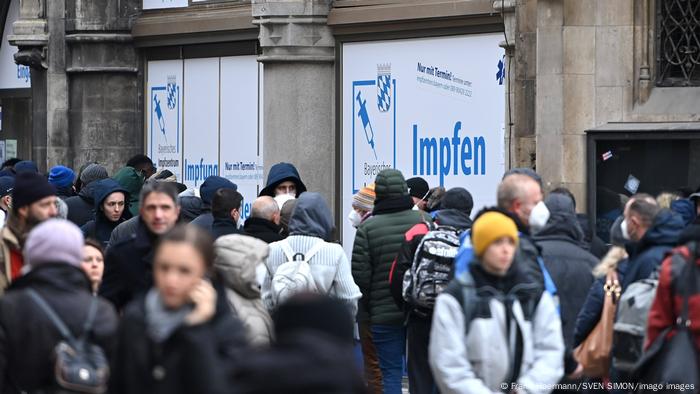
left=567, top=363, right=584, bottom=380
left=185, top=280, right=217, bottom=326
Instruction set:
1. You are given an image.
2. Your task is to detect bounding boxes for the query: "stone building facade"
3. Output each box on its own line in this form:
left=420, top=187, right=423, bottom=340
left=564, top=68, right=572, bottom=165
left=5, top=0, right=700, bottom=232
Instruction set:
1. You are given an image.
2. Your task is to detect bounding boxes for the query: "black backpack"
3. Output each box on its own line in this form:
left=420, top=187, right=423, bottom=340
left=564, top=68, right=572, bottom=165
left=28, top=289, right=109, bottom=394
left=402, top=224, right=461, bottom=317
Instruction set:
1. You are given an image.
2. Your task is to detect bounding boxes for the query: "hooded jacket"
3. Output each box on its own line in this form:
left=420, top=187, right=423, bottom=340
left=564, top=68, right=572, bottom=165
left=351, top=169, right=430, bottom=325
left=621, top=209, right=684, bottom=290
left=259, top=163, right=307, bottom=198
left=0, top=264, right=118, bottom=393
left=113, top=167, right=144, bottom=217
left=262, top=192, right=361, bottom=316
left=80, top=179, right=131, bottom=248
left=429, top=263, right=564, bottom=394
left=214, top=234, right=274, bottom=346
left=533, top=194, right=597, bottom=374
left=65, top=181, right=100, bottom=227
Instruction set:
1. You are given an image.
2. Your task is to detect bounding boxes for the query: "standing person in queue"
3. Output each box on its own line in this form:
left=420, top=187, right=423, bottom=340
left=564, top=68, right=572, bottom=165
left=82, top=239, right=106, bottom=295
left=110, top=225, right=247, bottom=394
left=352, top=169, right=430, bottom=394
left=258, top=162, right=307, bottom=198
left=429, top=210, right=564, bottom=394
left=100, top=181, right=180, bottom=310
left=80, top=178, right=131, bottom=249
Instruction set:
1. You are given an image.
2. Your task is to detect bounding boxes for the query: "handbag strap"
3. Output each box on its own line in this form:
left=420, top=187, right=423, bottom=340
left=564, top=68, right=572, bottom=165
left=27, top=289, right=99, bottom=344
left=27, top=289, right=77, bottom=343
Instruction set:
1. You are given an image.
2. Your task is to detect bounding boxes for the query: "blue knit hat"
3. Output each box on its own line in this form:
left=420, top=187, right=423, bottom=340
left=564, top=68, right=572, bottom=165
left=14, top=160, right=38, bottom=174
left=199, top=176, right=237, bottom=205
left=48, top=166, right=76, bottom=188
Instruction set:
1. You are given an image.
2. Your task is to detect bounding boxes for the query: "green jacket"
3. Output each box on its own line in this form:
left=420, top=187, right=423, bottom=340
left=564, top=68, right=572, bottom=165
left=113, top=166, right=144, bottom=217
left=351, top=169, right=430, bottom=326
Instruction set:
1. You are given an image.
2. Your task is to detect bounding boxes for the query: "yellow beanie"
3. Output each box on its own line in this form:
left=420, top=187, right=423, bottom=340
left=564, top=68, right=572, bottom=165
left=472, top=211, right=519, bottom=257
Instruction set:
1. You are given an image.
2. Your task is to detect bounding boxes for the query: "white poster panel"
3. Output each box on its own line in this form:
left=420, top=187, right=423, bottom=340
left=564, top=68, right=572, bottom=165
left=146, top=60, right=183, bottom=182
left=143, top=0, right=188, bottom=10
left=0, top=0, right=30, bottom=89
left=183, top=58, right=220, bottom=189
left=219, top=56, right=263, bottom=220
left=341, top=34, right=506, bottom=255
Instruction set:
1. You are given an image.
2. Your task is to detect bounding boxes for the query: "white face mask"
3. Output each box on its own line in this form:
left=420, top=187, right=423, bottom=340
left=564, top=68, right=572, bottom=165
left=348, top=210, right=363, bottom=228
left=528, top=201, right=550, bottom=232
left=621, top=219, right=631, bottom=241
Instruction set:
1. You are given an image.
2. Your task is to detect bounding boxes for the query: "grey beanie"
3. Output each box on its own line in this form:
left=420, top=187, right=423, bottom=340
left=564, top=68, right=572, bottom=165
left=24, top=219, right=84, bottom=269
left=80, top=164, right=109, bottom=186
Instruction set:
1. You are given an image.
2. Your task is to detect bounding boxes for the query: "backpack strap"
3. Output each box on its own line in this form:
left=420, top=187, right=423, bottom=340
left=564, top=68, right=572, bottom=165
left=79, top=296, right=99, bottom=342
left=444, top=271, right=478, bottom=337
left=303, top=241, right=325, bottom=262
left=279, top=240, right=296, bottom=262
left=27, top=289, right=77, bottom=344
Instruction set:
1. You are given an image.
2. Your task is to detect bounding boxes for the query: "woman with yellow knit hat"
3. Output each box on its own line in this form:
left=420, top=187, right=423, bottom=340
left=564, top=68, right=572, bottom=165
left=428, top=209, right=564, bottom=394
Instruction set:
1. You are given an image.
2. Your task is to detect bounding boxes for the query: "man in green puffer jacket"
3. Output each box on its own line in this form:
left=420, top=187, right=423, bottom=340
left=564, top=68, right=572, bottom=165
left=351, top=169, right=430, bottom=394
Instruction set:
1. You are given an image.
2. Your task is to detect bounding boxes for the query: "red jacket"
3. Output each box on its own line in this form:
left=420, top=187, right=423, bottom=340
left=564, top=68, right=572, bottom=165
left=645, top=245, right=700, bottom=350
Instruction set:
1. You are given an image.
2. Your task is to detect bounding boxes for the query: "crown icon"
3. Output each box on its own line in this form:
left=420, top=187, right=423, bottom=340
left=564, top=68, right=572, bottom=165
left=377, top=63, right=391, bottom=75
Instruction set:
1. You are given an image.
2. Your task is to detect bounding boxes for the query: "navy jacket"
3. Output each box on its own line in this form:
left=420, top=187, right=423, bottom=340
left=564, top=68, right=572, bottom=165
left=620, top=209, right=683, bottom=290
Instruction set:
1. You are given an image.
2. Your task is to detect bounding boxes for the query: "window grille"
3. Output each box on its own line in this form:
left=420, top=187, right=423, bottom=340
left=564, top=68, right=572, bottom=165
left=656, top=0, right=700, bottom=86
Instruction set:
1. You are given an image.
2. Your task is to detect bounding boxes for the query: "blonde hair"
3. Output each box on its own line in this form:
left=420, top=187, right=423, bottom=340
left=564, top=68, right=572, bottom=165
left=593, top=245, right=628, bottom=277
left=656, top=192, right=680, bottom=209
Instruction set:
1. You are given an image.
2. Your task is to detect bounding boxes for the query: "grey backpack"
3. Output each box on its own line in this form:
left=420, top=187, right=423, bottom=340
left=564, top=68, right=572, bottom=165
left=612, top=274, right=659, bottom=373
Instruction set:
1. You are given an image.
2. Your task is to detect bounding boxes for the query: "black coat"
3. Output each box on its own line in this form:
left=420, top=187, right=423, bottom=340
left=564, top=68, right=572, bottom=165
left=65, top=182, right=99, bottom=227
left=100, top=219, right=158, bottom=311
left=534, top=210, right=598, bottom=374
left=243, top=217, right=284, bottom=244
left=190, top=212, right=214, bottom=231
left=232, top=332, right=365, bottom=394
left=211, top=217, right=243, bottom=239
left=0, top=264, right=118, bottom=393
left=110, top=284, right=248, bottom=394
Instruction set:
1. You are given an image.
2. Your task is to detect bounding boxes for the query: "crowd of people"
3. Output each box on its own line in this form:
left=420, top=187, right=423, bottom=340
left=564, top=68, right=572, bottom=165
left=0, top=155, right=695, bottom=394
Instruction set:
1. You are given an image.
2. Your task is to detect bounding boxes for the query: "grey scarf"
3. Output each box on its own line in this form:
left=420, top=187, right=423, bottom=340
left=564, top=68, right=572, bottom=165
left=145, top=288, right=193, bottom=343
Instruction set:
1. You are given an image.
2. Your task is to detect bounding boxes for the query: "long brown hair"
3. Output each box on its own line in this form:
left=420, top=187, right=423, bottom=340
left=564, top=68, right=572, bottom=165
left=83, top=238, right=104, bottom=257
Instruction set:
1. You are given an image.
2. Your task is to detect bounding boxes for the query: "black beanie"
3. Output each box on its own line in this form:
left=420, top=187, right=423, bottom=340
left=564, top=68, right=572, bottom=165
left=406, top=177, right=430, bottom=199
left=441, top=187, right=474, bottom=214
left=272, top=293, right=354, bottom=345
left=13, top=172, right=56, bottom=209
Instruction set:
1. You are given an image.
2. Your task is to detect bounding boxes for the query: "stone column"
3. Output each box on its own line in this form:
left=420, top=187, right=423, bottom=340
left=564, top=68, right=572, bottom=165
left=534, top=0, right=564, bottom=192
left=10, top=0, right=142, bottom=174
left=9, top=0, right=50, bottom=169
left=253, top=0, right=336, bottom=208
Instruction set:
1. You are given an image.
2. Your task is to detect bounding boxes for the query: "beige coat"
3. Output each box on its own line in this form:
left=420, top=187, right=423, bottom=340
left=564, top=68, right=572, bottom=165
left=214, top=234, right=274, bottom=346
left=0, top=225, right=21, bottom=294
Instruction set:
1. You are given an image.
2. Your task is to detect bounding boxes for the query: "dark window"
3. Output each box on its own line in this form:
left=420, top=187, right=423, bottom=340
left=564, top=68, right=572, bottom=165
left=656, top=0, right=700, bottom=86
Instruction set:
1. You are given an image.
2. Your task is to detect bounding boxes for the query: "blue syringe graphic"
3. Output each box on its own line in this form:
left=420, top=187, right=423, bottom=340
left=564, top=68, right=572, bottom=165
left=154, top=95, right=168, bottom=143
left=356, top=91, right=378, bottom=160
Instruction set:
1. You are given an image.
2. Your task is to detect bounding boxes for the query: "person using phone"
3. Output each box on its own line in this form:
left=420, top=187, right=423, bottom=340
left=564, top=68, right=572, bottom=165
left=110, top=225, right=248, bottom=394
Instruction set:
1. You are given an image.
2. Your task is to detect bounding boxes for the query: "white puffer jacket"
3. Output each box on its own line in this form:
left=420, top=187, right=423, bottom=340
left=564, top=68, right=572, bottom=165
left=214, top=234, right=274, bottom=346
